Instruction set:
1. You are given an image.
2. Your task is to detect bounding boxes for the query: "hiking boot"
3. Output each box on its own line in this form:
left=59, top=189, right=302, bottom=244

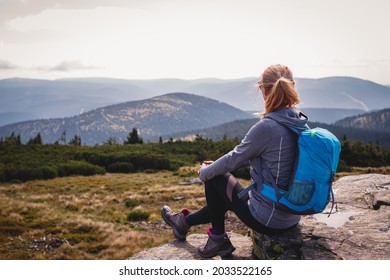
left=161, top=205, right=191, bottom=241
left=198, top=227, right=236, bottom=258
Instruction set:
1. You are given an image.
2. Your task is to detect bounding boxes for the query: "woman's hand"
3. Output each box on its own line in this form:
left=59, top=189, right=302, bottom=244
left=198, top=160, right=214, bottom=174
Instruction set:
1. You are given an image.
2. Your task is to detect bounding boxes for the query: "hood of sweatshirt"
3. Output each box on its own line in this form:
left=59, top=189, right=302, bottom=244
left=264, top=107, right=308, bottom=133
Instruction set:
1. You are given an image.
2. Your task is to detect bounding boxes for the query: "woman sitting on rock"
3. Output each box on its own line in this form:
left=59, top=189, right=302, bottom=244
left=161, top=64, right=308, bottom=258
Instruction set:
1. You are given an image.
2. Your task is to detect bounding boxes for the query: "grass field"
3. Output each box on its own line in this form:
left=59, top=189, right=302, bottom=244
left=0, top=166, right=213, bottom=260
left=0, top=166, right=388, bottom=260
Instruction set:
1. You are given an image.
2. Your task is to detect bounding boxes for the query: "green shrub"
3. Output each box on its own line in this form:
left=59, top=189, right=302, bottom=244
left=127, top=210, right=150, bottom=222
left=124, top=199, right=140, bottom=208
left=107, top=162, right=134, bottom=173
left=337, top=159, right=352, bottom=172
left=2, top=165, right=57, bottom=182
left=58, top=161, right=105, bottom=177
left=0, top=165, right=4, bottom=182
left=41, top=166, right=58, bottom=179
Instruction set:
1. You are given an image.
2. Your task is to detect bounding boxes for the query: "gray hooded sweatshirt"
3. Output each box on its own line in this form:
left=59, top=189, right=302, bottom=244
left=199, top=107, right=308, bottom=229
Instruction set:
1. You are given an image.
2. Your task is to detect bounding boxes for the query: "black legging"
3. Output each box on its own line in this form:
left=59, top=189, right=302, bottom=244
left=186, top=173, right=292, bottom=235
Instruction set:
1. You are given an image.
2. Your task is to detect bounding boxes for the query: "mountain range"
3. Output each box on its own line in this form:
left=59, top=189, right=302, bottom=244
left=164, top=108, right=390, bottom=148
left=1, top=76, right=389, bottom=147
left=335, top=108, right=390, bottom=132
left=0, top=93, right=251, bottom=145
left=1, top=76, right=389, bottom=126
left=1, top=90, right=389, bottom=147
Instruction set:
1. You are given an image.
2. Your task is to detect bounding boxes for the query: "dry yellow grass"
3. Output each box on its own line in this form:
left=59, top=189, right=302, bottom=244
left=336, top=166, right=390, bottom=179
left=0, top=166, right=387, bottom=259
left=0, top=166, right=241, bottom=259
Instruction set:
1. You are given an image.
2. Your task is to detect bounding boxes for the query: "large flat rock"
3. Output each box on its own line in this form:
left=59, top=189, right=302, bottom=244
left=252, top=173, right=390, bottom=260
left=129, top=232, right=253, bottom=260
left=129, top=174, right=390, bottom=260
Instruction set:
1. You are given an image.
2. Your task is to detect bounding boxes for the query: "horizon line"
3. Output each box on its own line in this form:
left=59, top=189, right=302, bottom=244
left=0, top=75, right=388, bottom=85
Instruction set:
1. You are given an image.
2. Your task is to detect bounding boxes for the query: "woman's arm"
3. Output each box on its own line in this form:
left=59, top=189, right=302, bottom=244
left=199, top=120, right=270, bottom=182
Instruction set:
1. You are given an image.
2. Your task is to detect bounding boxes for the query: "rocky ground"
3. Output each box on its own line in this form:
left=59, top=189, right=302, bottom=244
left=129, top=174, right=390, bottom=260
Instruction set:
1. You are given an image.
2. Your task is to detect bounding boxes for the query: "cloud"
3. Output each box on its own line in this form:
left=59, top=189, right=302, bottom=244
left=0, top=58, right=19, bottom=70
left=40, top=60, right=102, bottom=72
left=1, top=59, right=99, bottom=73
left=0, top=0, right=148, bottom=25
left=361, top=59, right=390, bottom=66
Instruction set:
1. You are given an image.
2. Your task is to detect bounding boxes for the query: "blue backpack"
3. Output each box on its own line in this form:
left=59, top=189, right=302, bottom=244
left=237, top=112, right=341, bottom=216
left=238, top=113, right=341, bottom=215
left=261, top=124, right=341, bottom=215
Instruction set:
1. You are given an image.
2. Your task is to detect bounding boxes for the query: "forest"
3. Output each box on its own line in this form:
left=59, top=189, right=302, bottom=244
left=0, top=131, right=389, bottom=183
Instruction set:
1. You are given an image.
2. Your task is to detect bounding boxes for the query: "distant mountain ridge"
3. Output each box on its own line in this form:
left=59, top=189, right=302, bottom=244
left=335, top=108, right=390, bottom=132
left=0, top=93, right=251, bottom=145
left=164, top=114, right=390, bottom=148
left=1, top=91, right=389, bottom=147
left=246, top=108, right=366, bottom=124
left=0, top=78, right=152, bottom=126
left=295, top=77, right=390, bottom=111
left=1, top=76, right=390, bottom=126
left=66, top=76, right=390, bottom=112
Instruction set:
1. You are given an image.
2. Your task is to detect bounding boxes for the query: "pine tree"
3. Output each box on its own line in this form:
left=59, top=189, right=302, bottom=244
left=3, top=132, right=21, bottom=145
left=103, top=137, right=119, bottom=145
left=124, top=128, right=143, bottom=144
left=58, top=130, right=66, bottom=145
left=69, top=134, right=81, bottom=146
left=27, top=133, right=42, bottom=145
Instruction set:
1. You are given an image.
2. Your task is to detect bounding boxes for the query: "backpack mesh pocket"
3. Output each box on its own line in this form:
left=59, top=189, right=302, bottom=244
left=285, top=181, right=315, bottom=206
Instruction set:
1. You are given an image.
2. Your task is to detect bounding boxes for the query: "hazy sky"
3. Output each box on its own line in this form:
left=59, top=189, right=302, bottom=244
left=0, top=0, right=389, bottom=84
